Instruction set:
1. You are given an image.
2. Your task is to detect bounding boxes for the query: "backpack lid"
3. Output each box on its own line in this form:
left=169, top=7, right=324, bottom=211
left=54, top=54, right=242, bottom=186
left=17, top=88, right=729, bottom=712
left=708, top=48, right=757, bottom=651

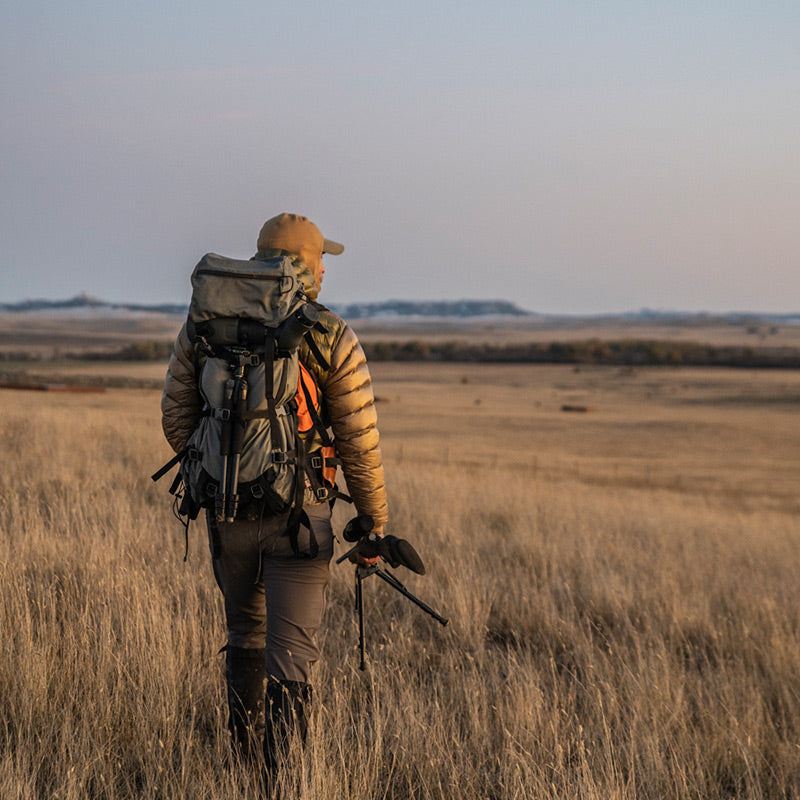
left=188, top=253, right=303, bottom=327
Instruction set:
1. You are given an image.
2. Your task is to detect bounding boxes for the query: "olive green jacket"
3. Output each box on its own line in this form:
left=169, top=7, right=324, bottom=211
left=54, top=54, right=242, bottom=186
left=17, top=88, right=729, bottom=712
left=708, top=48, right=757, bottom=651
left=160, top=253, right=389, bottom=527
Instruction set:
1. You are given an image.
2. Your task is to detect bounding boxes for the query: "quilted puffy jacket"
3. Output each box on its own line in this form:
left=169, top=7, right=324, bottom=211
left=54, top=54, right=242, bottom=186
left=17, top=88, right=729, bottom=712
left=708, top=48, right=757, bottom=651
left=160, top=252, right=389, bottom=528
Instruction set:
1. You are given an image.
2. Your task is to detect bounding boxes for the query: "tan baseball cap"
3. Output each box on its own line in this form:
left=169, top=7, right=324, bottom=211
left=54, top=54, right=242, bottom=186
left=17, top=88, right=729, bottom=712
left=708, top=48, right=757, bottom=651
left=256, top=213, right=344, bottom=272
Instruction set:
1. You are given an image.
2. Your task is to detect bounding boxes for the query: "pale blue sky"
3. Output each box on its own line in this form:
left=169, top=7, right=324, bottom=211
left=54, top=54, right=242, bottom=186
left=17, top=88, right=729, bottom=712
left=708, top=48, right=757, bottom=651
left=1, top=1, right=798, bottom=313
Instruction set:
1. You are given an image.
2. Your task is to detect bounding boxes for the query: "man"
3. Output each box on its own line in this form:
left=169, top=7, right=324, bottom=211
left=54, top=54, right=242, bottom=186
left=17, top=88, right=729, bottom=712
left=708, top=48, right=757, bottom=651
left=161, top=213, right=388, bottom=774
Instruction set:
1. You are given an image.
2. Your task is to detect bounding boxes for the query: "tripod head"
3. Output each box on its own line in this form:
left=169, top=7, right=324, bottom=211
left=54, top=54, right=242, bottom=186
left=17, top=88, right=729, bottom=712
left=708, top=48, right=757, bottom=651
left=336, top=514, right=426, bottom=574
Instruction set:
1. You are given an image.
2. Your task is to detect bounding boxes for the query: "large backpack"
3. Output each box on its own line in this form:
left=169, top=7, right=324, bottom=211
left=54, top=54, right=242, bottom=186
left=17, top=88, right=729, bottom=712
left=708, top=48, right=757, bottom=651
left=155, top=252, right=323, bottom=549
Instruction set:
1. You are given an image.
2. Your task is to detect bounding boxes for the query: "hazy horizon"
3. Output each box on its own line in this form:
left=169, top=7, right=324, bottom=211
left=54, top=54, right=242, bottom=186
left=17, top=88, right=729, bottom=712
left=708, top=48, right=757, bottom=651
left=3, top=289, right=799, bottom=320
left=2, top=2, right=798, bottom=315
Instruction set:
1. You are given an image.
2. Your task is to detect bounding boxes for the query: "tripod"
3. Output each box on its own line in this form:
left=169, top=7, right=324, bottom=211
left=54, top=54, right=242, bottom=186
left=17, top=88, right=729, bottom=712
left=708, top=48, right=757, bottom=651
left=336, top=517, right=449, bottom=670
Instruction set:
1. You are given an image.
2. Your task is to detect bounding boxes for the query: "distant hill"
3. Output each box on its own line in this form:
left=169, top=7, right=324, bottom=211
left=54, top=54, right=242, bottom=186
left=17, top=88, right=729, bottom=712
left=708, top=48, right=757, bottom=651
left=0, top=295, right=533, bottom=318
left=1, top=294, right=799, bottom=325
left=0, top=293, right=188, bottom=316
left=326, top=299, right=532, bottom=319
left=613, top=308, right=800, bottom=325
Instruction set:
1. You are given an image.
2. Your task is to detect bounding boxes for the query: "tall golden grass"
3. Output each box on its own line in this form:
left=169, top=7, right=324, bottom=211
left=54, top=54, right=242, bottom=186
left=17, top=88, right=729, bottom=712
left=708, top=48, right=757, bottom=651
left=0, top=364, right=798, bottom=799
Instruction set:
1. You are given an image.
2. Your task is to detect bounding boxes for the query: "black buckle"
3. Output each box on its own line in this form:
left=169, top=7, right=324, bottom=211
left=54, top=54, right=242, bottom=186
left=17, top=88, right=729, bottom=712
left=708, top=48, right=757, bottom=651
left=272, top=451, right=288, bottom=465
left=310, top=455, right=324, bottom=470
left=213, top=408, right=231, bottom=421
left=234, top=353, right=261, bottom=367
left=315, top=487, right=329, bottom=500
left=227, top=347, right=261, bottom=368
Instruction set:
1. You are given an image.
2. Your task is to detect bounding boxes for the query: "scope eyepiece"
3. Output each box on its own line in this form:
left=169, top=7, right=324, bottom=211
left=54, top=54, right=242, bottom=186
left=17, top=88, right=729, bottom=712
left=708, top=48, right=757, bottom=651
left=343, top=514, right=374, bottom=542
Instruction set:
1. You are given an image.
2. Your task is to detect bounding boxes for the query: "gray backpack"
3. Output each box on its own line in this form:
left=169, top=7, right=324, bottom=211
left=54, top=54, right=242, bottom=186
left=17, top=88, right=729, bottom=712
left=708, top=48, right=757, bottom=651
left=163, top=252, right=319, bottom=531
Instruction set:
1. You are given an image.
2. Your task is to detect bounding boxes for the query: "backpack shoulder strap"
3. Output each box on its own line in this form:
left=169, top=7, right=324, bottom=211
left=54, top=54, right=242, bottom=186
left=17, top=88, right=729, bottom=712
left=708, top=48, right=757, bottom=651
left=297, top=365, right=332, bottom=448
left=303, top=330, right=330, bottom=372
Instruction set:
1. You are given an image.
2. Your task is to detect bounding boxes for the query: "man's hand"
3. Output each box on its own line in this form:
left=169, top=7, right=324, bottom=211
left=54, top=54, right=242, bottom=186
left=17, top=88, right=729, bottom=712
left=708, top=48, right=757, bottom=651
left=352, top=528, right=384, bottom=567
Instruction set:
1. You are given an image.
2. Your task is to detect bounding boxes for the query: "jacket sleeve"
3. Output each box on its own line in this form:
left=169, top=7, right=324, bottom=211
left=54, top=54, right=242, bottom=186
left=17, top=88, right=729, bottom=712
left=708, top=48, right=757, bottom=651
left=321, top=323, right=389, bottom=528
left=160, top=323, right=202, bottom=453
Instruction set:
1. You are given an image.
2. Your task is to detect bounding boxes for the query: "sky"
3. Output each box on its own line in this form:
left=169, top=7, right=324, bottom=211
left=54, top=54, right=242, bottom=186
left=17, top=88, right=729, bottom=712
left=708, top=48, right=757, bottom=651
left=1, top=1, right=798, bottom=314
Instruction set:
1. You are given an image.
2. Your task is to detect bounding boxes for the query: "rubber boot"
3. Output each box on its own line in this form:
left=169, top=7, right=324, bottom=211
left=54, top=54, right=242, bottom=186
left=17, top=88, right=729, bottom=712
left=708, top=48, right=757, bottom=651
left=225, top=645, right=266, bottom=763
left=264, top=678, right=313, bottom=778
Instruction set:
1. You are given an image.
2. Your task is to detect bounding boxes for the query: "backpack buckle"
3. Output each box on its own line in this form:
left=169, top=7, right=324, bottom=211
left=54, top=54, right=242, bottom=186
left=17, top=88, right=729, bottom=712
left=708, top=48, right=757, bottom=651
left=272, top=451, right=288, bottom=465
left=229, top=348, right=261, bottom=368
left=310, top=455, right=324, bottom=470
left=315, top=487, right=329, bottom=501
left=213, top=408, right=231, bottom=421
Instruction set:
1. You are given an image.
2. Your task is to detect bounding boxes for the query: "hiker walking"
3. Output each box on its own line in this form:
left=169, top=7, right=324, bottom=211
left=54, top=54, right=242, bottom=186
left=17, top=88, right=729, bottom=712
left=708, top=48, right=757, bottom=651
left=160, top=213, right=389, bottom=777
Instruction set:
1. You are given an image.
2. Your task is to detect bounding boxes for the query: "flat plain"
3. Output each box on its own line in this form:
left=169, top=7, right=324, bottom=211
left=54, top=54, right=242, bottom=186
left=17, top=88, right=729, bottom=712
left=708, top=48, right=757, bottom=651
left=2, top=308, right=799, bottom=358
left=1, top=351, right=799, bottom=798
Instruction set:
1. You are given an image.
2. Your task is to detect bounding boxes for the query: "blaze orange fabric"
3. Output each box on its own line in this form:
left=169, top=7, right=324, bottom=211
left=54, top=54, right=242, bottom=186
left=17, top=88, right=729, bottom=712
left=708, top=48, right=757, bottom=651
left=320, top=446, right=337, bottom=486
left=297, top=362, right=317, bottom=434
left=297, top=363, right=337, bottom=486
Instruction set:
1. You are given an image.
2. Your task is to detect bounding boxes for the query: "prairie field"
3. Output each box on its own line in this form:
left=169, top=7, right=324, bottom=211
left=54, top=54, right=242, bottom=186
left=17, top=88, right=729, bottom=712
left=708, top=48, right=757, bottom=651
left=1, top=362, right=799, bottom=799
left=3, top=309, right=800, bottom=360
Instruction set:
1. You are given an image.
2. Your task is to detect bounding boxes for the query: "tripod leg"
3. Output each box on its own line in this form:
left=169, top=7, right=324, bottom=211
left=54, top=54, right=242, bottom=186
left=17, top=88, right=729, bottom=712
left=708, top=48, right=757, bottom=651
left=357, top=571, right=367, bottom=671
left=374, top=567, right=449, bottom=626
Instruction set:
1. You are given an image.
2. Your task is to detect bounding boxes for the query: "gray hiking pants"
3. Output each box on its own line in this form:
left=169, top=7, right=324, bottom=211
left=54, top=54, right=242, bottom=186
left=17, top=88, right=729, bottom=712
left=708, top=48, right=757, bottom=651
left=207, top=504, right=333, bottom=683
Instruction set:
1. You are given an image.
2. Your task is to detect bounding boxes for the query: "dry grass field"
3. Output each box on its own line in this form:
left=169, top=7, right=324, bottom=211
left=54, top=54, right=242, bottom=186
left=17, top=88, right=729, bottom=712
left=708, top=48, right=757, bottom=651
left=2, top=308, right=800, bottom=359
left=1, top=361, right=799, bottom=798
left=0, top=311, right=184, bottom=358
left=351, top=318, right=800, bottom=349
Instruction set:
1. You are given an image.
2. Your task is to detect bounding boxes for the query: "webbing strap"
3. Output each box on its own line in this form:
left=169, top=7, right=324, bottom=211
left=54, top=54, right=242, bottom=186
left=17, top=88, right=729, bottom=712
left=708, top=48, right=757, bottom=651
left=333, top=486, right=354, bottom=505
left=304, top=452, right=328, bottom=501
left=286, top=437, right=319, bottom=559
left=263, top=328, right=283, bottom=457
left=275, top=349, right=289, bottom=401
left=193, top=336, right=262, bottom=370
left=303, top=450, right=353, bottom=506
left=286, top=509, right=317, bottom=559
left=168, top=472, right=182, bottom=496
left=208, top=513, right=222, bottom=560
left=303, top=331, right=330, bottom=371
left=309, top=453, right=342, bottom=469
left=240, top=406, right=290, bottom=421
left=299, top=376, right=333, bottom=448
left=151, top=448, right=186, bottom=482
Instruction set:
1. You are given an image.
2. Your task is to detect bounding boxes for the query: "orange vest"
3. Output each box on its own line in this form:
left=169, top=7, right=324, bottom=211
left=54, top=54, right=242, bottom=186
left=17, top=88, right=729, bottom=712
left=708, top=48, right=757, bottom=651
left=297, top=363, right=337, bottom=486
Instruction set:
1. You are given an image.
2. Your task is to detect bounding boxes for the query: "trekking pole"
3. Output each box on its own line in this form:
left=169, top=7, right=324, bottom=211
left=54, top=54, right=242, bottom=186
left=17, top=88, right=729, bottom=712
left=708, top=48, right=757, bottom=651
left=224, top=366, right=248, bottom=522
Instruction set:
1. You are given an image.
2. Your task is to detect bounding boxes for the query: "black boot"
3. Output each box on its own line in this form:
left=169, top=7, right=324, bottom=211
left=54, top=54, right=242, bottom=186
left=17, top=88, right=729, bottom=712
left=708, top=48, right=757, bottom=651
left=225, top=645, right=266, bottom=762
left=264, top=678, right=313, bottom=777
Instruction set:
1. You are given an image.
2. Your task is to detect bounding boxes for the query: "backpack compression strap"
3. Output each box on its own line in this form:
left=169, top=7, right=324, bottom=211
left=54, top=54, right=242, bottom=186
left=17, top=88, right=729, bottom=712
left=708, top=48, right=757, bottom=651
left=151, top=448, right=187, bottom=482
left=263, top=328, right=288, bottom=464
left=285, top=437, right=319, bottom=559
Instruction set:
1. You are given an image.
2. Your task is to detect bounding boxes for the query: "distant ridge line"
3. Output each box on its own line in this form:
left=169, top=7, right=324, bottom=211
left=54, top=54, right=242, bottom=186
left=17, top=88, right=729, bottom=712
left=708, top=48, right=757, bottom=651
left=328, top=299, right=531, bottom=318
left=0, top=295, right=534, bottom=317
left=0, top=294, right=799, bottom=324
left=0, top=293, right=188, bottom=316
